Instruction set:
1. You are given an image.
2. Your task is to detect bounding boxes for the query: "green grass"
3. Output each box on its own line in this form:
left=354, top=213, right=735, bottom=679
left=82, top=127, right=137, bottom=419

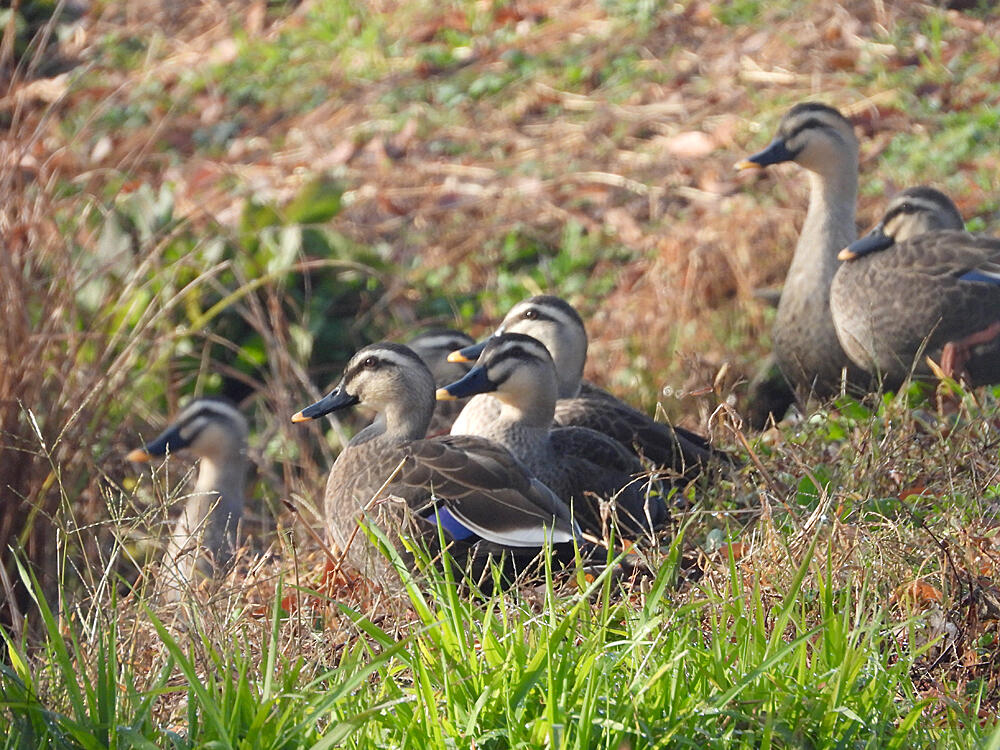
left=7, top=387, right=1000, bottom=746
left=3, top=516, right=988, bottom=748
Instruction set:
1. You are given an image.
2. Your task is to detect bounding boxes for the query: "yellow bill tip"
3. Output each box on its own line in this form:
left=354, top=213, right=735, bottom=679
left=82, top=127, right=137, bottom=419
left=837, top=248, right=858, bottom=261
left=126, top=448, right=152, bottom=463
left=446, top=351, right=471, bottom=363
left=734, top=159, right=761, bottom=171
left=435, top=388, right=457, bottom=402
left=290, top=410, right=312, bottom=423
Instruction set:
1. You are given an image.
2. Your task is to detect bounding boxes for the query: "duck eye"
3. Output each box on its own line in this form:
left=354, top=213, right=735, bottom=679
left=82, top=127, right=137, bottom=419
left=523, top=309, right=538, bottom=320
left=362, top=356, right=378, bottom=369
left=900, top=202, right=915, bottom=214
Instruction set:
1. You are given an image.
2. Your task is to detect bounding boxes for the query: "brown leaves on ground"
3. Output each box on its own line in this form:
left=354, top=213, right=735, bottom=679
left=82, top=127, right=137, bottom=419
left=10, top=2, right=1000, bottom=431
left=893, top=579, right=944, bottom=610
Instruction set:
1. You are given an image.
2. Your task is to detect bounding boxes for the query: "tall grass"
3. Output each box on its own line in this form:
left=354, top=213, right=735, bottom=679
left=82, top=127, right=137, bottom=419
left=0, top=17, right=382, bottom=629
left=1, top=516, right=986, bottom=747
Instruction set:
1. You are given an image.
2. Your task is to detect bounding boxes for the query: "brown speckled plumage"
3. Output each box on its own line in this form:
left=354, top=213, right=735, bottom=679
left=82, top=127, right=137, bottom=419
left=831, top=188, right=1000, bottom=388
left=294, top=343, right=578, bottom=585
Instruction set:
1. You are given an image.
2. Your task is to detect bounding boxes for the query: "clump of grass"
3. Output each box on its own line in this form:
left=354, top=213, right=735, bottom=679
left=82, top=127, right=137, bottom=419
left=0, top=80, right=382, bottom=636
left=3, top=505, right=991, bottom=746
left=0, top=550, right=405, bottom=748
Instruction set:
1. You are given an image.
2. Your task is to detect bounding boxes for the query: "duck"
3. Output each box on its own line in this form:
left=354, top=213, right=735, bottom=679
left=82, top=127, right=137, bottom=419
left=736, top=102, right=873, bottom=403
left=406, top=328, right=476, bottom=436
left=438, top=332, right=670, bottom=537
left=449, top=295, right=726, bottom=476
left=290, top=342, right=580, bottom=584
left=830, top=186, right=1000, bottom=388
left=127, top=398, right=248, bottom=580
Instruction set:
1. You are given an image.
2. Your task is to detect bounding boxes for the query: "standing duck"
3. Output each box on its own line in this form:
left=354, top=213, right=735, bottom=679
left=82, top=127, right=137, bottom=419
left=127, top=398, right=248, bottom=581
left=291, top=343, right=579, bottom=584
left=450, top=295, right=725, bottom=476
left=439, top=332, right=669, bottom=537
left=737, top=102, right=872, bottom=401
left=831, top=186, right=1000, bottom=388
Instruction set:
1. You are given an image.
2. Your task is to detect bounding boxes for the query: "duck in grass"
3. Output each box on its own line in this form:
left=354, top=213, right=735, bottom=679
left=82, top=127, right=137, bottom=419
left=736, top=102, right=874, bottom=402
left=449, top=295, right=728, bottom=477
left=439, top=332, right=670, bottom=539
left=831, top=186, right=1000, bottom=389
left=127, top=398, right=248, bottom=585
left=291, top=342, right=581, bottom=586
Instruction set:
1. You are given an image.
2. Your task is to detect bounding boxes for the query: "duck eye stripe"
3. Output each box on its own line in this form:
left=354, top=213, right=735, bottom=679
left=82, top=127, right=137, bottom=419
left=180, top=417, right=209, bottom=442
left=493, top=339, right=550, bottom=364
left=174, top=401, right=242, bottom=429
left=787, top=117, right=835, bottom=139
left=342, top=362, right=368, bottom=384
left=513, top=305, right=578, bottom=330
left=344, top=346, right=426, bottom=383
left=417, top=336, right=469, bottom=350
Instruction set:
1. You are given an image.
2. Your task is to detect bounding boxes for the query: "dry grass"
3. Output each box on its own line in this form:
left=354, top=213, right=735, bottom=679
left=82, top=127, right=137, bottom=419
left=17, top=0, right=992, bottom=416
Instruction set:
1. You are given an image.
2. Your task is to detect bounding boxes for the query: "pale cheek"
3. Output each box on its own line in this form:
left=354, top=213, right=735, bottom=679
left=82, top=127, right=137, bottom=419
left=794, top=145, right=823, bottom=170
left=502, top=374, right=536, bottom=402
left=885, top=216, right=909, bottom=241
left=792, top=136, right=837, bottom=169
left=361, top=382, right=396, bottom=407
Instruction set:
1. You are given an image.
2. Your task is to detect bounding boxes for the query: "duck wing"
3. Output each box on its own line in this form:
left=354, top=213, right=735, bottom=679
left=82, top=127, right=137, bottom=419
left=396, top=435, right=579, bottom=547
left=555, top=390, right=724, bottom=474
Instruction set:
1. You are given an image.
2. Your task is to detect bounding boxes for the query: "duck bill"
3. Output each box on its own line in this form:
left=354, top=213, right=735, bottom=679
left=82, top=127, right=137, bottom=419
left=128, top=423, right=188, bottom=461
left=292, top=387, right=360, bottom=422
left=437, top=366, right=497, bottom=401
left=839, top=225, right=892, bottom=261
left=736, top=138, right=797, bottom=170
left=447, top=339, right=488, bottom=364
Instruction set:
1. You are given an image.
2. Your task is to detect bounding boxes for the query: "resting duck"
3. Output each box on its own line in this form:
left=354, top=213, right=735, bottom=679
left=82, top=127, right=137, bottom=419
left=291, top=343, right=580, bottom=584
left=127, top=398, right=248, bottom=582
left=830, top=186, right=1000, bottom=388
left=449, top=295, right=727, bottom=476
left=439, top=332, right=670, bottom=538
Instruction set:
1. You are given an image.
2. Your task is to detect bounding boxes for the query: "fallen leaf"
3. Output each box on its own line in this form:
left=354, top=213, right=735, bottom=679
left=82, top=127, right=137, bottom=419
left=1, top=73, right=70, bottom=110
left=719, top=542, right=747, bottom=560
left=410, top=11, right=469, bottom=43
left=892, top=580, right=943, bottom=609
left=898, top=484, right=929, bottom=501
left=662, top=130, right=717, bottom=159
left=604, top=207, right=644, bottom=246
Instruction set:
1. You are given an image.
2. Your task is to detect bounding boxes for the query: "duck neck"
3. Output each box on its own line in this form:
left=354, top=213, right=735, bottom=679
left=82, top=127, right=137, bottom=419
left=381, top=398, right=433, bottom=442
left=171, top=450, right=246, bottom=566
left=546, top=336, right=586, bottom=399
left=494, top=401, right=557, bottom=471
left=774, top=157, right=859, bottom=394
left=558, top=371, right=583, bottom=399
left=790, top=166, right=857, bottom=292
left=496, top=392, right=555, bottom=431
left=492, top=374, right=559, bottom=459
